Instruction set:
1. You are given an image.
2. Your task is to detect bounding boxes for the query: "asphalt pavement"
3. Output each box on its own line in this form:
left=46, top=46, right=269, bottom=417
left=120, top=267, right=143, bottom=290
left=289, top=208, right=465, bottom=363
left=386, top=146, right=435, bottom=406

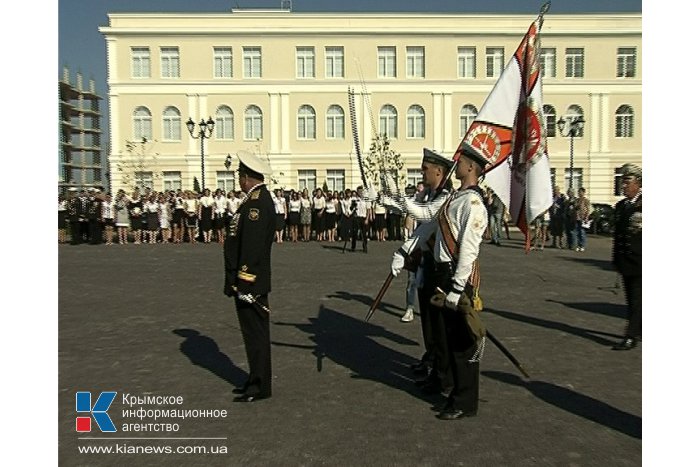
left=58, top=232, right=641, bottom=466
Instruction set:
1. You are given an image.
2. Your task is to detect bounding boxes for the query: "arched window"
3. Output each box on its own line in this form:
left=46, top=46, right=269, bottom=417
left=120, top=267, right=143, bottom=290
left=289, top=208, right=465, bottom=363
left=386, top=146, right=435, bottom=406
left=565, top=105, right=584, bottom=137
left=459, top=104, right=478, bottom=137
left=215, top=105, right=234, bottom=140
left=379, top=104, right=398, bottom=139
left=244, top=105, right=263, bottom=140
left=133, top=106, right=152, bottom=141
left=297, top=105, right=316, bottom=140
left=615, top=105, right=634, bottom=138
left=543, top=104, right=556, bottom=138
left=326, top=105, right=345, bottom=139
left=407, top=105, right=425, bottom=139
left=162, top=106, right=181, bottom=141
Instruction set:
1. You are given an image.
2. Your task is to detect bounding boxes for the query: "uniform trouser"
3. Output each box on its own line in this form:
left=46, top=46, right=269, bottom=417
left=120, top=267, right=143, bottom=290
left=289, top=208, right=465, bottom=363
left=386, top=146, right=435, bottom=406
left=70, top=221, right=82, bottom=244
left=89, top=219, right=102, bottom=244
left=435, top=262, right=480, bottom=413
left=418, top=256, right=453, bottom=390
left=622, top=274, right=642, bottom=338
left=235, top=295, right=272, bottom=397
left=351, top=217, right=368, bottom=251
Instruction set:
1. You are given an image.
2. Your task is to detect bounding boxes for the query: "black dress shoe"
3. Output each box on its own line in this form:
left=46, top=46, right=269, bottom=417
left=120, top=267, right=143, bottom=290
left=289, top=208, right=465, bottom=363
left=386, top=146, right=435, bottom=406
left=436, top=408, right=476, bottom=420
left=612, top=337, right=637, bottom=351
left=233, top=394, right=269, bottom=403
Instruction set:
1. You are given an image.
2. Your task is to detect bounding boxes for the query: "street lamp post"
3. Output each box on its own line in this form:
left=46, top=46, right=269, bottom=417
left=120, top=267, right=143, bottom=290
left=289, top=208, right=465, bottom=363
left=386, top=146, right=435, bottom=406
left=186, top=117, right=215, bottom=191
left=557, top=115, right=585, bottom=193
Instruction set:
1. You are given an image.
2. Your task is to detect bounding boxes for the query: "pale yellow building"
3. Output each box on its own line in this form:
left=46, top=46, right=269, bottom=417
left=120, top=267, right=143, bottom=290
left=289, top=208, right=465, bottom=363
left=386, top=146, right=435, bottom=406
left=99, top=9, right=641, bottom=204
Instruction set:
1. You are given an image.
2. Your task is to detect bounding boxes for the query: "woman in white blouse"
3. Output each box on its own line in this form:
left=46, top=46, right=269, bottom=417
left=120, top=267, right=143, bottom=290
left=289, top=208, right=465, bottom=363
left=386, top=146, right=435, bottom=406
left=273, top=189, right=287, bottom=244
left=184, top=191, right=199, bottom=244
left=300, top=190, right=312, bottom=242
left=213, top=188, right=228, bottom=244
left=288, top=190, right=301, bottom=243
left=101, top=193, right=115, bottom=245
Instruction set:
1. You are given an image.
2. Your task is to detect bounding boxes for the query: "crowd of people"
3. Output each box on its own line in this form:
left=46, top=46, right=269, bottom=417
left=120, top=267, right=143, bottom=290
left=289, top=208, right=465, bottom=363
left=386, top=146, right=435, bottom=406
left=58, top=185, right=416, bottom=247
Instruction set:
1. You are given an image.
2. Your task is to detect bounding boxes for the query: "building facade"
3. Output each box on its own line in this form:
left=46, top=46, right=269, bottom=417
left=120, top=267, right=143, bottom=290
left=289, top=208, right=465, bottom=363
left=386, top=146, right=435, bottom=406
left=59, top=67, right=105, bottom=193
left=99, top=9, right=641, bottom=204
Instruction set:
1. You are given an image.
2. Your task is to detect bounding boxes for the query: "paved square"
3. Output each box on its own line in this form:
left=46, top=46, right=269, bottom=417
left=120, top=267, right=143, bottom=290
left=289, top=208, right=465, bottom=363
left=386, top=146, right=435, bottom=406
left=59, top=234, right=640, bottom=465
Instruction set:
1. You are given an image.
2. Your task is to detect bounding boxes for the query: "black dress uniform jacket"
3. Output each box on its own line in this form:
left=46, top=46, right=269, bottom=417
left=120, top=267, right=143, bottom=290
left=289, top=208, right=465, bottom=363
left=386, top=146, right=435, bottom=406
left=612, top=194, right=642, bottom=277
left=223, top=185, right=275, bottom=297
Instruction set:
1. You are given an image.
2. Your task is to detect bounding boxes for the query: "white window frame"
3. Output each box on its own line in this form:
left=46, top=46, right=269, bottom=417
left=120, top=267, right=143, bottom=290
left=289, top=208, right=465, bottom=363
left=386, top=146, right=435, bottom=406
left=298, top=169, right=317, bottom=192
left=406, top=105, right=425, bottom=139
left=131, top=47, right=151, bottom=79
left=160, top=47, right=180, bottom=78
left=406, top=168, right=422, bottom=188
left=214, top=47, right=233, bottom=78
left=379, top=105, right=398, bottom=139
left=564, top=168, right=583, bottom=193
left=617, top=47, right=636, bottom=78
left=244, top=106, right=263, bottom=140
left=215, top=105, right=234, bottom=140
left=243, top=47, right=262, bottom=78
left=543, top=104, right=557, bottom=138
left=326, top=105, right=345, bottom=139
left=135, top=171, right=154, bottom=190
left=615, top=105, right=634, bottom=138
left=133, top=107, right=152, bottom=141
left=565, top=48, right=584, bottom=78
left=297, top=105, right=316, bottom=140
left=458, top=47, right=476, bottom=79
left=216, top=171, right=236, bottom=193
left=162, top=171, right=182, bottom=191
left=325, top=46, right=344, bottom=78
left=378, top=47, right=397, bottom=78
left=460, top=104, right=478, bottom=137
left=326, top=169, right=345, bottom=192
left=296, top=47, right=315, bottom=79
left=486, top=47, right=504, bottom=78
left=406, top=46, right=425, bottom=79
left=162, top=106, right=181, bottom=142
left=540, top=47, right=556, bottom=78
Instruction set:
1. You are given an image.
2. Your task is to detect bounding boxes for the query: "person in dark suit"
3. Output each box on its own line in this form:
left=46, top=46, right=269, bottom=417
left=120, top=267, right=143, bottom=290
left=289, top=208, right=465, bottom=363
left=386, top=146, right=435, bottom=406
left=612, top=163, right=642, bottom=350
left=224, top=150, right=276, bottom=402
left=66, top=188, right=82, bottom=245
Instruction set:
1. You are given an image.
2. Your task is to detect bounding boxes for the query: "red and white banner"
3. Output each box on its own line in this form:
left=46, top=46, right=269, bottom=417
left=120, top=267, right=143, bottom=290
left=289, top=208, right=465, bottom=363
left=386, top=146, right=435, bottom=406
left=461, top=20, right=553, bottom=249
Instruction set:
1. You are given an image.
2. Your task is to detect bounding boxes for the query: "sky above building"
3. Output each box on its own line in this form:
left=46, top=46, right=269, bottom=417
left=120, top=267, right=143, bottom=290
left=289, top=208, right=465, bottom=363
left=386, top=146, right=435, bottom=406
left=59, top=0, right=642, bottom=99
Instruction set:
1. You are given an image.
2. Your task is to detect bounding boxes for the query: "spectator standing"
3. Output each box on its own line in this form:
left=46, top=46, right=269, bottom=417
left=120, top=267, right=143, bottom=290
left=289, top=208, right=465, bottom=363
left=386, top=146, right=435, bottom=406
left=574, top=187, right=591, bottom=252
left=300, top=190, right=312, bottom=242
left=548, top=186, right=566, bottom=248
left=611, top=163, right=643, bottom=350
left=114, top=190, right=130, bottom=244
left=199, top=188, right=215, bottom=244
left=101, top=193, right=115, bottom=245
left=58, top=194, right=68, bottom=244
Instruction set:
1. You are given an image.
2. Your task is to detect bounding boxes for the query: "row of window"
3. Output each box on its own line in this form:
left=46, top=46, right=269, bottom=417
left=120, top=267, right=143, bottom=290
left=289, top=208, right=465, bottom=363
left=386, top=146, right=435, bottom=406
left=130, top=103, right=636, bottom=142
left=132, top=167, right=629, bottom=196
left=131, top=45, right=637, bottom=80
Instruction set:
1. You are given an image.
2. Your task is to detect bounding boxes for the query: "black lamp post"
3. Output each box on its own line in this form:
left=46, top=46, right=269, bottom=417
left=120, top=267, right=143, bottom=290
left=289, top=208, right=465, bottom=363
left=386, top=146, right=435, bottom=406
left=186, top=116, right=215, bottom=191
left=557, top=115, right=585, bottom=192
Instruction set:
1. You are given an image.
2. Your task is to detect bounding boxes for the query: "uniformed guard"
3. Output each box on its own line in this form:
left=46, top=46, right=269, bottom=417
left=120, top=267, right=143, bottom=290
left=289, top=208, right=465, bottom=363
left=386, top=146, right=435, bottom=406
left=391, top=142, right=489, bottom=420
left=390, top=148, right=454, bottom=396
left=611, top=163, right=642, bottom=350
left=223, top=150, right=276, bottom=402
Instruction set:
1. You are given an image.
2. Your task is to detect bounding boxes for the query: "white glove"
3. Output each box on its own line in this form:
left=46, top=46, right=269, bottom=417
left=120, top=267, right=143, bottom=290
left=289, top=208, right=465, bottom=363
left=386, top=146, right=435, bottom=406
left=445, top=291, right=461, bottom=310
left=391, top=251, right=405, bottom=277
left=238, top=293, right=255, bottom=304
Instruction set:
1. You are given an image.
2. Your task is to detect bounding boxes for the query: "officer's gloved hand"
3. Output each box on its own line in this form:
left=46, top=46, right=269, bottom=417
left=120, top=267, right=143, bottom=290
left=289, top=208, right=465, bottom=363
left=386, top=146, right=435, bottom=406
left=445, top=291, right=461, bottom=310
left=238, top=292, right=256, bottom=304
left=391, top=251, right=406, bottom=277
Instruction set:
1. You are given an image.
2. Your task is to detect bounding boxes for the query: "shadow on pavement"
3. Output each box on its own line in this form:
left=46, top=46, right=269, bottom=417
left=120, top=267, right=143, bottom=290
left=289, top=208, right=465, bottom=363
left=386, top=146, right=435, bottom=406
left=485, top=307, right=622, bottom=346
left=560, top=256, right=616, bottom=271
left=327, top=290, right=403, bottom=317
left=172, top=328, right=248, bottom=388
left=273, top=305, right=438, bottom=403
left=483, top=370, right=642, bottom=439
left=546, top=299, right=627, bottom=319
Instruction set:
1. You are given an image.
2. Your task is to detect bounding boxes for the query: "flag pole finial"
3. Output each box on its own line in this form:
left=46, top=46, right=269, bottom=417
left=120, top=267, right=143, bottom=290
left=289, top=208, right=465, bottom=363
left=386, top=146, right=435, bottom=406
left=538, top=1, right=551, bottom=27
